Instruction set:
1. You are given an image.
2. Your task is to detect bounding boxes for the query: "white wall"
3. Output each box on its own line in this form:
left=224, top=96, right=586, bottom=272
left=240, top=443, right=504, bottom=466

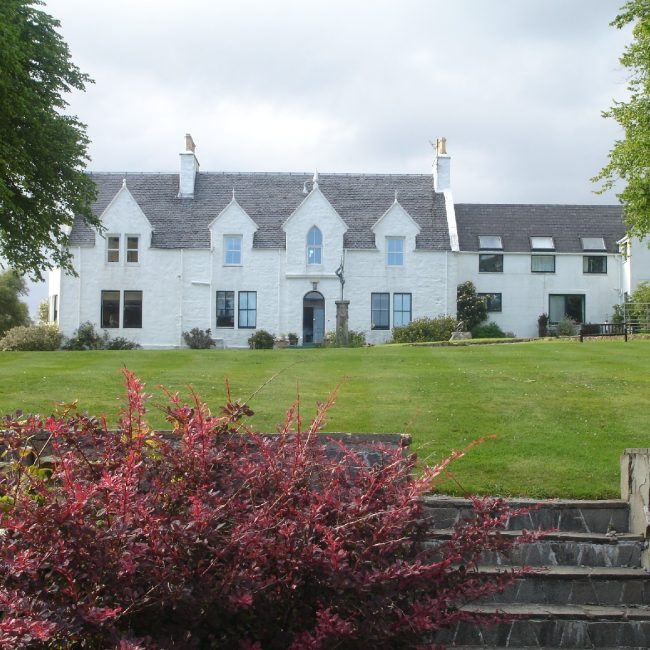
left=457, top=251, right=622, bottom=337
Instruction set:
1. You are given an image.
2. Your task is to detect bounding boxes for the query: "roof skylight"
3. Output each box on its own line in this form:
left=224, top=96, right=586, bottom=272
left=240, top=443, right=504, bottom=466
left=478, top=235, right=503, bottom=250
left=530, top=236, right=555, bottom=250
left=581, top=237, right=606, bottom=251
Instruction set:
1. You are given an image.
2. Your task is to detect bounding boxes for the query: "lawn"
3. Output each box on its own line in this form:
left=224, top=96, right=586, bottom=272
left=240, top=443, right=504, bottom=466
left=0, top=340, right=648, bottom=499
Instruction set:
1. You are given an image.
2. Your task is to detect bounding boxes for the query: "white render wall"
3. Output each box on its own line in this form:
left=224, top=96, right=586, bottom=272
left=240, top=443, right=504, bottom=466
left=53, top=184, right=454, bottom=347
left=51, top=180, right=650, bottom=347
left=622, top=237, right=650, bottom=296
left=456, top=251, right=623, bottom=337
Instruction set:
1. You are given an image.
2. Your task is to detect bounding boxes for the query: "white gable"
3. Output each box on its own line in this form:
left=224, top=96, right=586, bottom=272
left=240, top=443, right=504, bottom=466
left=282, top=187, right=348, bottom=233
left=372, top=200, right=421, bottom=236
left=209, top=196, right=258, bottom=232
left=99, top=182, right=152, bottom=236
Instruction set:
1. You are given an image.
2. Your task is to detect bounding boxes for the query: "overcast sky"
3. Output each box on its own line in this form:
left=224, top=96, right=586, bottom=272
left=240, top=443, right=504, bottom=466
left=27, top=0, right=632, bottom=312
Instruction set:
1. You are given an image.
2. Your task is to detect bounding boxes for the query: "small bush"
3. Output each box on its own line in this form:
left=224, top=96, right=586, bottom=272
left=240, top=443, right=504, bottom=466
left=287, top=332, right=299, bottom=345
left=62, top=321, right=107, bottom=350
left=392, top=315, right=458, bottom=343
left=323, top=330, right=366, bottom=347
left=556, top=317, right=578, bottom=336
left=248, top=329, right=275, bottom=349
left=0, top=324, right=62, bottom=351
left=62, top=322, right=140, bottom=350
left=105, top=337, right=141, bottom=350
left=538, top=313, right=549, bottom=337
left=471, top=321, right=509, bottom=339
left=182, top=327, right=215, bottom=349
left=0, top=371, right=533, bottom=648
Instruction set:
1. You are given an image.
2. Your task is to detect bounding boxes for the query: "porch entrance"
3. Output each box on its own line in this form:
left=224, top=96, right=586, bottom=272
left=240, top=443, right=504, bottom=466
left=303, top=291, right=325, bottom=345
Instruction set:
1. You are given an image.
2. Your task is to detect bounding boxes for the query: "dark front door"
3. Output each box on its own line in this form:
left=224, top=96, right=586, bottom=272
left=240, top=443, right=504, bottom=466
left=303, top=291, right=325, bottom=344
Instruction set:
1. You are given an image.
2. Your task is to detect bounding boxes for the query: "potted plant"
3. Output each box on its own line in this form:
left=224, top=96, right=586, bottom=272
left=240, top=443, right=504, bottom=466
left=287, top=332, right=299, bottom=347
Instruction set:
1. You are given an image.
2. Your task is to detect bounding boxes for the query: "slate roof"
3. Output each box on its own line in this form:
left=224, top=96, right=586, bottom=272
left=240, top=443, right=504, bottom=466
left=455, top=204, right=625, bottom=254
left=69, top=172, right=451, bottom=251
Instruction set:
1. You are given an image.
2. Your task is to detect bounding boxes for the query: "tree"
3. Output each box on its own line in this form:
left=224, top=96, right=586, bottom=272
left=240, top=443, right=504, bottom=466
left=0, top=270, right=30, bottom=336
left=456, top=280, right=487, bottom=331
left=0, top=0, right=99, bottom=280
left=593, top=1, right=650, bottom=237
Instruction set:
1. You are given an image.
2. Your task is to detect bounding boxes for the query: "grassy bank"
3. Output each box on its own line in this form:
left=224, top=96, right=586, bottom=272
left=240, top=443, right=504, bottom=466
left=1, top=340, right=648, bottom=499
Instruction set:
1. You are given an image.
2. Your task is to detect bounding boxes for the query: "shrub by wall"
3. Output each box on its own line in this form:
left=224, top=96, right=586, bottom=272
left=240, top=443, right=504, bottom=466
left=182, top=327, right=215, bottom=349
left=471, top=321, right=509, bottom=339
left=0, top=371, right=531, bottom=649
left=392, top=315, right=458, bottom=343
left=62, top=322, right=140, bottom=350
left=0, top=323, right=62, bottom=351
left=248, top=329, right=275, bottom=349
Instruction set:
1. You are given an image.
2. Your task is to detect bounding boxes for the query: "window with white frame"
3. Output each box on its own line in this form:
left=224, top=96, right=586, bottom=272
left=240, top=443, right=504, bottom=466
left=371, top=293, right=390, bottom=330
left=238, top=291, right=257, bottom=328
left=531, top=255, right=555, bottom=273
left=126, top=236, right=139, bottom=263
left=393, top=293, right=412, bottom=326
left=307, top=226, right=322, bottom=265
left=107, top=235, right=120, bottom=263
left=387, top=238, right=404, bottom=266
left=224, top=236, right=242, bottom=265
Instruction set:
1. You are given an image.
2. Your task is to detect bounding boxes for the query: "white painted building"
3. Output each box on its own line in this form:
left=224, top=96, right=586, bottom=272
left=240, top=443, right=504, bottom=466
left=49, top=136, right=648, bottom=347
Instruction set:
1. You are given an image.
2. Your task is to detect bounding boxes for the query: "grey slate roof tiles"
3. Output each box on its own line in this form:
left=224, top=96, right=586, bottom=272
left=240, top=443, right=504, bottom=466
left=70, top=172, right=451, bottom=251
left=69, top=173, right=625, bottom=255
left=454, top=204, right=625, bottom=254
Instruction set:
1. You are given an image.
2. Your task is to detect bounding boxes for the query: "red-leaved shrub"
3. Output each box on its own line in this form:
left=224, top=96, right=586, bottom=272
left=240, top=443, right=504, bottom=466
left=0, top=371, right=531, bottom=649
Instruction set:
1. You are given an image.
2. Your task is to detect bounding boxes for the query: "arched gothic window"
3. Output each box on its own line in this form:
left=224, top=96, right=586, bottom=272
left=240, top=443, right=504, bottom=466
left=307, top=226, right=322, bottom=265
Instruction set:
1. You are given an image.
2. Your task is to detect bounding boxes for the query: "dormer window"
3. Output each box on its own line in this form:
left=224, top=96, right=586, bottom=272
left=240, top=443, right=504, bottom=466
left=530, top=236, right=555, bottom=251
left=478, top=235, right=502, bottom=250
left=387, top=237, right=404, bottom=266
left=307, top=226, right=322, bottom=265
left=126, top=236, right=139, bottom=263
left=107, top=235, right=120, bottom=263
left=224, top=235, right=242, bottom=265
left=581, top=237, right=606, bottom=251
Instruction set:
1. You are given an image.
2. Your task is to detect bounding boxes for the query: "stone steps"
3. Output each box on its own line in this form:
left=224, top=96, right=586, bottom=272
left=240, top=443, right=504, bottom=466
left=425, top=529, right=645, bottom=567
left=426, top=496, right=650, bottom=648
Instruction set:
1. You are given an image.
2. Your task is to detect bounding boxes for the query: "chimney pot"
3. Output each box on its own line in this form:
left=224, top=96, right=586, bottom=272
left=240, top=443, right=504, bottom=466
left=178, top=134, right=199, bottom=198
left=433, top=136, right=450, bottom=192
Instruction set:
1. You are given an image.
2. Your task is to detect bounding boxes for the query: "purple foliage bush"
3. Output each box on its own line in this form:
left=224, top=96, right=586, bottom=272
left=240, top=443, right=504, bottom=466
left=0, top=371, right=532, bottom=649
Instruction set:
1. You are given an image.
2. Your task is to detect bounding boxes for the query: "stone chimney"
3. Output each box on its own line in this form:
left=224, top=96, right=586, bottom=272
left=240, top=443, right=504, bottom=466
left=433, top=136, right=450, bottom=193
left=178, top=133, right=199, bottom=198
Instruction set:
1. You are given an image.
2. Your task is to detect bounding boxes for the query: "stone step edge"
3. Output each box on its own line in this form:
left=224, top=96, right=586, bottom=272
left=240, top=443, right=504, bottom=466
left=475, top=565, right=650, bottom=579
left=461, top=602, right=650, bottom=620
left=421, top=495, right=629, bottom=509
left=425, top=528, right=644, bottom=543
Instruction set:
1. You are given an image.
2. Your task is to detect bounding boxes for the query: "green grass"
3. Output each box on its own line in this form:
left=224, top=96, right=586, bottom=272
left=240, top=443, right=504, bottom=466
left=1, top=340, right=648, bottom=499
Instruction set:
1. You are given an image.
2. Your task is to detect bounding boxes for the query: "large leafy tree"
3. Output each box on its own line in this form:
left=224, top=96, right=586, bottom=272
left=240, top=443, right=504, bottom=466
left=0, top=0, right=99, bottom=280
left=0, top=270, right=30, bottom=336
left=593, top=1, right=650, bottom=237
